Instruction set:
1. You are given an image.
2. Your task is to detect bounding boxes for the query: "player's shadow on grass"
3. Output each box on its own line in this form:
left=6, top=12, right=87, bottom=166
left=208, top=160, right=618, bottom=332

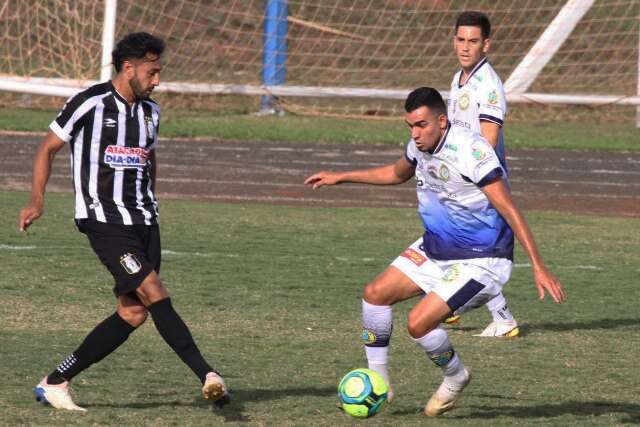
left=212, top=387, right=336, bottom=421
left=87, top=386, right=336, bottom=422
left=520, top=317, right=640, bottom=334
left=202, top=386, right=337, bottom=423
left=463, top=400, right=640, bottom=424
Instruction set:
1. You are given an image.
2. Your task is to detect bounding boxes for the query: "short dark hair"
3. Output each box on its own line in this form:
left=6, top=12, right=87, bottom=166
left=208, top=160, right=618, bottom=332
left=112, top=32, right=165, bottom=72
left=404, top=87, right=447, bottom=116
left=455, top=11, right=491, bottom=39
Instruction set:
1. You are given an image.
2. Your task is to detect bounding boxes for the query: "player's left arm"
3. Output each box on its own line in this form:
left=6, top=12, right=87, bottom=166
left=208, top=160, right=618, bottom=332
left=479, top=120, right=500, bottom=149
left=481, top=178, right=565, bottom=304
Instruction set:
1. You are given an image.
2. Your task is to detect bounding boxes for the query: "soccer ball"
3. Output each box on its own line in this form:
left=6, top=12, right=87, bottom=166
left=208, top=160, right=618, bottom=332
left=337, top=368, right=388, bottom=418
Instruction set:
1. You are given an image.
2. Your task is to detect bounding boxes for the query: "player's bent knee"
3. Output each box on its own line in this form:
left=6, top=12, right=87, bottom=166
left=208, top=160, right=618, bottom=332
left=118, top=305, right=149, bottom=327
left=136, top=272, right=169, bottom=305
left=363, top=281, right=394, bottom=306
left=406, top=312, right=437, bottom=339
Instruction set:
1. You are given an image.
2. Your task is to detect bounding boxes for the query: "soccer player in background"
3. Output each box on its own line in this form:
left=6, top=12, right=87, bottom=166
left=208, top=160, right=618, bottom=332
left=18, top=32, right=229, bottom=411
left=445, top=11, right=519, bottom=337
left=305, top=87, right=564, bottom=416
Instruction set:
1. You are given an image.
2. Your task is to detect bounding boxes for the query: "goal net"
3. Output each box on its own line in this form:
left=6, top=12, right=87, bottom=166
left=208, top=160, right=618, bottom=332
left=1, top=0, right=638, bottom=121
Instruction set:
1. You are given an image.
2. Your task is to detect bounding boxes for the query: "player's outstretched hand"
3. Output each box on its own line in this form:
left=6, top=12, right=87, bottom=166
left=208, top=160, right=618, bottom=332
left=533, top=266, right=565, bottom=304
left=18, top=202, right=43, bottom=232
left=304, top=171, right=342, bottom=189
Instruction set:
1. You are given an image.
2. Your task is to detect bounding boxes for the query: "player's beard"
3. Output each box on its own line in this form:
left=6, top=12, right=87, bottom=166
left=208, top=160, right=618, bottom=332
left=129, top=76, right=151, bottom=100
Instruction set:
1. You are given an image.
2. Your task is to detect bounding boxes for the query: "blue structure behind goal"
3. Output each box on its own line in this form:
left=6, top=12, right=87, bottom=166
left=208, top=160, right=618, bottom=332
left=261, top=0, right=288, bottom=113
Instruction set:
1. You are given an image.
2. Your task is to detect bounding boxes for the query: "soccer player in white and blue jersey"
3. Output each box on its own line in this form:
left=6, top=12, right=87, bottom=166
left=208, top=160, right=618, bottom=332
left=445, top=11, right=517, bottom=336
left=305, top=87, right=565, bottom=417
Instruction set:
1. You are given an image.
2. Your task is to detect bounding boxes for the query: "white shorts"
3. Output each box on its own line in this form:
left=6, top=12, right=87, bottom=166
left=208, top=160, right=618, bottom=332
left=390, top=237, right=513, bottom=315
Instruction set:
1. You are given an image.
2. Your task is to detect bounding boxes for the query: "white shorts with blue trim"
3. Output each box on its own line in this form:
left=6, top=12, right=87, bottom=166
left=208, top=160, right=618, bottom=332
left=390, top=237, right=513, bottom=315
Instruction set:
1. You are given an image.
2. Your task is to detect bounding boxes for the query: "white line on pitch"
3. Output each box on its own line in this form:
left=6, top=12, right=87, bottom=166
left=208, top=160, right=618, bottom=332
left=0, top=244, right=37, bottom=250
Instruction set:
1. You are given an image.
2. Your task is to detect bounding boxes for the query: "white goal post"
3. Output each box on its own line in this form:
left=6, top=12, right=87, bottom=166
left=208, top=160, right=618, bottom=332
left=1, top=0, right=638, bottom=124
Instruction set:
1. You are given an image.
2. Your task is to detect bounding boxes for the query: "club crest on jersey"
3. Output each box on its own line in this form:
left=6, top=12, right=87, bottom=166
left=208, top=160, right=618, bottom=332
left=442, top=265, right=460, bottom=283
left=120, top=253, right=142, bottom=275
left=400, top=248, right=427, bottom=266
left=104, top=145, right=149, bottom=169
left=458, top=93, right=470, bottom=111
left=488, top=90, right=498, bottom=105
left=144, top=116, right=155, bottom=140
left=438, top=165, right=450, bottom=182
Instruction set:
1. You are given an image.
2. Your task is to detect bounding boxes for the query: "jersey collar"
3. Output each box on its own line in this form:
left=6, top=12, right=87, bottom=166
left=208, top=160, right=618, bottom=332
left=430, top=122, right=451, bottom=155
left=457, top=57, right=488, bottom=88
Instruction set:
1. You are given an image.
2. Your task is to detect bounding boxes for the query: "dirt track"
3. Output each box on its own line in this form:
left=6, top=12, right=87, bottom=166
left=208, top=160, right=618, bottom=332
left=2, top=135, right=639, bottom=217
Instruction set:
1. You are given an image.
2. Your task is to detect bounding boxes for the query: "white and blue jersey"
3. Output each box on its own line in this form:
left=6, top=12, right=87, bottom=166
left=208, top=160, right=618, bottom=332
left=448, top=57, right=507, bottom=169
left=405, top=124, right=513, bottom=261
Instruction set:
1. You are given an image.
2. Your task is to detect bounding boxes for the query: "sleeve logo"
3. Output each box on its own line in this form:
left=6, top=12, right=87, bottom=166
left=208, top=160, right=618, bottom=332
left=488, top=90, right=498, bottom=105
left=472, top=147, right=486, bottom=160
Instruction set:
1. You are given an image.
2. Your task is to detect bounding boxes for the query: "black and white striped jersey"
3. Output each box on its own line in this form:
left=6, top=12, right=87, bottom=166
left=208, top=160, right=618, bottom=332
left=50, top=81, right=160, bottom=225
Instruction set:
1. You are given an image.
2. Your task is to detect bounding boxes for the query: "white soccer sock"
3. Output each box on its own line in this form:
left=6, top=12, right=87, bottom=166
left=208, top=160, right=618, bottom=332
left=362, top=300, right=393, bottom=384
left=413, top=328, right=465, bottom=380
left=485, top=292, right=514, bottom=322
left=366, top=348, right=390, bottom=385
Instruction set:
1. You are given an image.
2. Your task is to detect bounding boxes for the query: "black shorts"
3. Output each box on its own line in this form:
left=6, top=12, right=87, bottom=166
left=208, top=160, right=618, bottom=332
left=77, top=219, right=161, bottom=297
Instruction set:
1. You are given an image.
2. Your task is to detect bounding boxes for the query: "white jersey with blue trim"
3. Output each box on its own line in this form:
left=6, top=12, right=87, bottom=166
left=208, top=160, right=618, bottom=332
left=448, top=57, right=507, bottom=168
left=405, top=124, right=513, bottom=261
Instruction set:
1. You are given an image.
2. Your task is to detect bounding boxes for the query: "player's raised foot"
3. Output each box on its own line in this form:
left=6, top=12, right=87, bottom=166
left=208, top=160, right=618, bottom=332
left=34, top=377, right=87, bottom=412
left=475, top=319, right=519, bottom=337
left=424, top=368, right=471, bottom=417
left=202, top=371, right=230, bottom=407
left=443, top=315, right=461, bottom=325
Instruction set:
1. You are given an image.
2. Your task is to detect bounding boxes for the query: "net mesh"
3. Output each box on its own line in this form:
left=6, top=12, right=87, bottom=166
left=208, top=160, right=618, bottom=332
left=1, top=0, right=638, bottom=120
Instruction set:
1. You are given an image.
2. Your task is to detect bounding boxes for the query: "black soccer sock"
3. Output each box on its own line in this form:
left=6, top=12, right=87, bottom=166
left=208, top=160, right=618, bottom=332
left=47, top=312, right=136, bottom=384
left=147, top=297, right=213, bottom=384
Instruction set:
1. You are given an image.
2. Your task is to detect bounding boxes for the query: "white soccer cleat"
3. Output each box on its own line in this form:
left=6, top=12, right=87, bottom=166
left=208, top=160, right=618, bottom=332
left=475, top=319, right=520, bottom=337
left=386, top=384, right=395, bottom=404
left=424, top=368, right=471, bottom=417
left=202, top=371, right=230, bottom=406
left=34, top=377, right=87, bottom=412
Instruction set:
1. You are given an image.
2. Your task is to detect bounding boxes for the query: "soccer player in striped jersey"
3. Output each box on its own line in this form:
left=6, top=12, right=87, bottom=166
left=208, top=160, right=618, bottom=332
left=305, top=87, right=564, bottom=417
left=19, top=32, right=228, bottom=411
left=444, top=11, right=519, bottom=337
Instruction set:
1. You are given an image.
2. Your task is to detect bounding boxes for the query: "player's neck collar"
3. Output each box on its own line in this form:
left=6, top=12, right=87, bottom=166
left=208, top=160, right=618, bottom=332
left=109, top=80, right=137, bottom=107
left=458, top=57, right=488, bottom=88
left=429, top=123, right=451, bottom=155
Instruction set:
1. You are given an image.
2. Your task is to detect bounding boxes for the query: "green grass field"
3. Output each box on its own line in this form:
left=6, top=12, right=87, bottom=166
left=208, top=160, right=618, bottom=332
left=1, top=107, right=639, bottom=152
left=1, top=190, right=639, bottom=426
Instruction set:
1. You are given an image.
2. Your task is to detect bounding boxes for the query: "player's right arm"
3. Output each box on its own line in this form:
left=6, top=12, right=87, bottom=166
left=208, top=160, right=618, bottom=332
left=481, top=177, right=565, bottom=304
left=18, top=131, right=66, bottom=231
left=304, top=156, right=415, bottom=189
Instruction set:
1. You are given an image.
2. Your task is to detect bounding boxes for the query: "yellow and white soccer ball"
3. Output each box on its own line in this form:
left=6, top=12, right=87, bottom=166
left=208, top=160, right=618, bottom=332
left=337, top=368, right=388, bottom=418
